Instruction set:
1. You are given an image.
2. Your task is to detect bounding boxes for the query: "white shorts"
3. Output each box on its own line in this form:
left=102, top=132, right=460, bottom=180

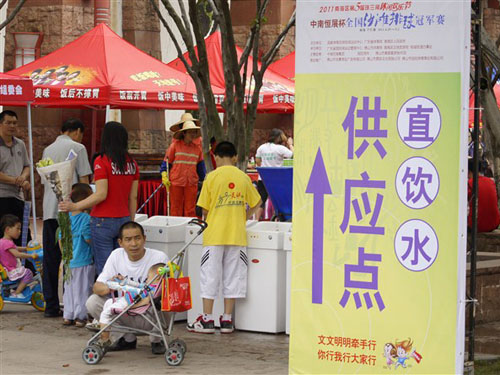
left=200, top=245, right=248, bottom=299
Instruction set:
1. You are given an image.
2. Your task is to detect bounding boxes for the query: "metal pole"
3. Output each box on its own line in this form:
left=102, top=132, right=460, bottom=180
left=136, top=183, right=163, bottom=214
left=26, top=102, right=37, bottom=242
left=167, top=157, right=170, bottom=216
left=468, top=0, right=482, bottom=364
left=91, top=108, right=97, bottom=157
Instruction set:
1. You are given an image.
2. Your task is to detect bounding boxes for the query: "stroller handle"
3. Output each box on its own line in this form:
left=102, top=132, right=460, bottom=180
left=188, top=218, right=208, bottom=234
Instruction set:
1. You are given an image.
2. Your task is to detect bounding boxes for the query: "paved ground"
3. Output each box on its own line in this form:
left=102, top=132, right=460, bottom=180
left=2, top=302, right=500, bottom=374
left=2, top=221, right=495, bottom=374
left=0, top=303, right=289, bottom=375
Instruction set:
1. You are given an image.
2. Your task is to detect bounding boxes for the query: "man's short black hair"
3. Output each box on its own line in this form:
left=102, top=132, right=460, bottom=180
left=0, top=110, right=18, bottom=123
left=61, top=118, right=85, bottom=133
left=214, top=141, right=237, bottom=158
left=118, top=221, right=145, bottom=238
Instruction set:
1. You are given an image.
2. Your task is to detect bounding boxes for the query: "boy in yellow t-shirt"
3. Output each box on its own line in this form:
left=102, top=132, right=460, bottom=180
left=187, top=141, right=261, bottom=334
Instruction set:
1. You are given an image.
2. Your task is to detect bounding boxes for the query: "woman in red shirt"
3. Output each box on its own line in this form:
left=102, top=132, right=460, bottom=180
left=60, top=122, right=139, bottom=274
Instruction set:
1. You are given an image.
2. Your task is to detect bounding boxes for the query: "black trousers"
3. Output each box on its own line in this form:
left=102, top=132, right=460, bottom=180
left=256, top=180, right=269, bottom=209
left=0, top=197, right=32, bottom=246
left=42, top=219, right=61, bottom=314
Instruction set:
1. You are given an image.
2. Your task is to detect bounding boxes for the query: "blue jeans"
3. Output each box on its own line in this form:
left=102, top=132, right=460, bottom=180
left=90, top=216, right=130, bottom=275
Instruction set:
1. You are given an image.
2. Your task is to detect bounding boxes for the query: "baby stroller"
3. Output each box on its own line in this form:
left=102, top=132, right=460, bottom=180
left=0, top=244, right=45, bottom=312
left=82, top=218, right=207, bottom=366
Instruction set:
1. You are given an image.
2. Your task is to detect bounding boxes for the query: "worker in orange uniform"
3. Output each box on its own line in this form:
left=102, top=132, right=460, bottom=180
left=160, top=113, right=206, bottom=217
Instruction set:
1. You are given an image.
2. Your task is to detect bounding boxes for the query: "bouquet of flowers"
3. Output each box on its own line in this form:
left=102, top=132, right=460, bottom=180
left=36, top=155, right=76, bottom=281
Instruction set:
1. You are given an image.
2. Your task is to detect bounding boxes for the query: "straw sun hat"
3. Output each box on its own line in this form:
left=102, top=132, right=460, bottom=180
left=169, top=113, right=201, bottom=139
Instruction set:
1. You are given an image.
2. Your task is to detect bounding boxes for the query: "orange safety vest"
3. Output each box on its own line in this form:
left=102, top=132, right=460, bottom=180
left=165, top=139, right=203, bottom=187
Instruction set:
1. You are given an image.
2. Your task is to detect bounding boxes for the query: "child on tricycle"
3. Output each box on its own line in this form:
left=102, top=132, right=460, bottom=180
left=0, top=214, right=45, bottom=311
left=0, top=214, right=38, bottom=298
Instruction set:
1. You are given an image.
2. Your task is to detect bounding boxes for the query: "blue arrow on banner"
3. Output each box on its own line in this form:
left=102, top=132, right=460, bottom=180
left=306, top=148, right=332, bottom=304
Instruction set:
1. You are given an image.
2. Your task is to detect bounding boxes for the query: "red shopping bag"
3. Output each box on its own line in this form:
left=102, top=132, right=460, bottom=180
left=161, top=262, right=192, bottom=312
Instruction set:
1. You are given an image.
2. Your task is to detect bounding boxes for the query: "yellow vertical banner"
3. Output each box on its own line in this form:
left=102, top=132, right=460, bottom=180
left=290, top=2, right=470, bottom=374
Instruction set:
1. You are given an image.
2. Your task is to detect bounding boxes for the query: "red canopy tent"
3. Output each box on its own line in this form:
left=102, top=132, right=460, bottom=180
left=167, top=31, right=295, bottom=113
left=7, top=24, right=229, bottom=157
left=268, top=51, right=295, bottom=81
left=0, top=73, right=38, bottom=240
left=7, top=23, right=224, bottom=110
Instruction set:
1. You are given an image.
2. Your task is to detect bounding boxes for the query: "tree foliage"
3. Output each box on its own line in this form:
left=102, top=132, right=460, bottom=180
left=149, top=0, right=295, bottom=169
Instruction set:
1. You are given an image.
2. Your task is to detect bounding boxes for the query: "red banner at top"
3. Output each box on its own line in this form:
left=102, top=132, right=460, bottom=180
left=0, top=72, right=34, bottom=104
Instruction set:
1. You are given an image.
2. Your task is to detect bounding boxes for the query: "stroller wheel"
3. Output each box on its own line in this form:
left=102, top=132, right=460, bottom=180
left=82, top=345, right=104, bottom=365
left=165, top=347, right=184, bottom=366
left=169, top=338, right=187, bottom=354
left=31, top=292, right=45, bottom=312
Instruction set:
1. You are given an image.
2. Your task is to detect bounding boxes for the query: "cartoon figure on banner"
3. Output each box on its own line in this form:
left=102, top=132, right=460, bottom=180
left=394, top=338, right=413, bottom=369
left=383, top=343, right=395, bottom=368
left=383, top=338, right=422, bottom=369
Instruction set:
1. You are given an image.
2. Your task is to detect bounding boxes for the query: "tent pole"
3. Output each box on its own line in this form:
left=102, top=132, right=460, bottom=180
left=91, top=108, right=97, bottom=157
left=468, top=0, right=482, bottom=366
left=26, top=102, right=37, bottom=242
left=105, top=104, right=110, bottom=122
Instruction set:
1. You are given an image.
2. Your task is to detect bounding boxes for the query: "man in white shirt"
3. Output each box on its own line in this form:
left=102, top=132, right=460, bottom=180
left=255, top=128, right=293, bottom=220
left=86, top=221, right=169, bottom=355
left=42, top=118, right=92, bottom=318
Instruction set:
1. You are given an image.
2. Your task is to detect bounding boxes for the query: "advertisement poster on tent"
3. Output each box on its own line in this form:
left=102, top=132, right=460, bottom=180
left=290, top=1, right=470, bottom=374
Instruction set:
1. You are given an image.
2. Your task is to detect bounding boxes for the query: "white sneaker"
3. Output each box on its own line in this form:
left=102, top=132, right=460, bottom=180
left=186, top=315, right=215, bottom=334
left=10, top=291, right=27, bottom=299
left=85, top=318, right=100, bottom=332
